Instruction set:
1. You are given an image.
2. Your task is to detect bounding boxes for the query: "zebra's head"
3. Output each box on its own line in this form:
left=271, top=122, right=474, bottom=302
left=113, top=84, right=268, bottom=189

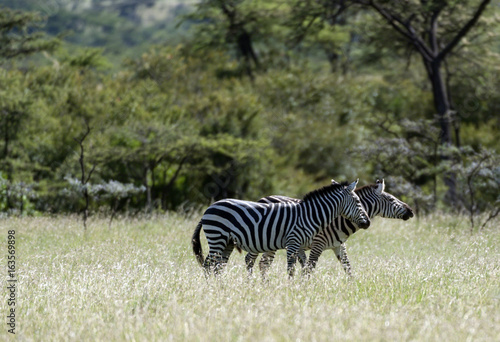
left=335, top=179, right=371, bottom=229
left=371, top=179, right=414, bottom=221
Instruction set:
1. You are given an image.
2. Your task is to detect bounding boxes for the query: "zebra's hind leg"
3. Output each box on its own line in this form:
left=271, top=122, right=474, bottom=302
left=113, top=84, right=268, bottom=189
left=203, top=252, right=224, bottom=275
left=245, top=252, right=258, bottom=275
left=221, top=241, right=235, bottom=262
left=215, top=241, right=236, bottom=273
left=334, top=244, right=352, bottom=276
left=258, top=251, right=276, bottom=279
left=202, top=240, right=232, bottom=276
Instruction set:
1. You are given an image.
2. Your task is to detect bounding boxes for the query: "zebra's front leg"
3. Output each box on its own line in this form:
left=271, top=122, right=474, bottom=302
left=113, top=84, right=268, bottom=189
left=286, top=245, right=300, bottom=278
left=333, top=244, right=352, bottom=276
left=307, top=241, right=326, bottom=270
left=245, top=252, right=258, bottom=275
left=259, top=251, right=276, bottom=278
left=298, top=249, right=307, bottom=268
left=298, top=249, right=311, bottom=277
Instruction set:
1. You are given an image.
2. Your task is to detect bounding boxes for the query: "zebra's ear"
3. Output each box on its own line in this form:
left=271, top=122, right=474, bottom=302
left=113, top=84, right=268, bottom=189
left=347, top=179, right=358, bottom=192
left=376, top=179, right=385, bottom=194
left=331, top=179, right=339, bottom=185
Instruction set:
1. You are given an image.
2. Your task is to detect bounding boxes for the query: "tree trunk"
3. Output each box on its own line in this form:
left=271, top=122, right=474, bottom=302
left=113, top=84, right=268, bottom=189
left=237, top=31, right=259, bottom=80
left=3, top=114, right=9, bottom=159
left=429, top=60, right=452, bottom=145
left=426, top=59, right=457, bottom=205
left=326, top=51, right=339, bottom=73
left=143, top=163, right=152, bottom=213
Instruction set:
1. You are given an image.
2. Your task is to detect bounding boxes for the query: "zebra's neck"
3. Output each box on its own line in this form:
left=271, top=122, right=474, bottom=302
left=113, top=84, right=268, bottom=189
left=334, top=189, right=377, bottom=238
left=298, top=192, right=339, bottom=232
left=357, top=189, right=379, bottom=218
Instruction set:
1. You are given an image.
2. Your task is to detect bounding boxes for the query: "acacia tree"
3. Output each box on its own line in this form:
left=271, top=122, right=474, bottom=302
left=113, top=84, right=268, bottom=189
left=215, top=0, right=260, bottom=76
left=286, top=0, right=355, bottom=73
left=0, top=7, right=58, bottom=172
left=74, top=123, right=95, bottom=230
left=187, top=0, right=282, bottom=79
left=0, top=7, right=59, bottom=60
left=0, top=7, right=59, bottom=212
left=357, top=0, right=492, bottom=205
left=290, top=0, right=492, bottom=205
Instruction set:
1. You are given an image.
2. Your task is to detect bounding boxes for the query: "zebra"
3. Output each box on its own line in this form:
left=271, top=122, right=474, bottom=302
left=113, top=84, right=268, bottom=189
left=248, top=179, right=414, bottom=276
left=191, top=179, right=370, bottom=277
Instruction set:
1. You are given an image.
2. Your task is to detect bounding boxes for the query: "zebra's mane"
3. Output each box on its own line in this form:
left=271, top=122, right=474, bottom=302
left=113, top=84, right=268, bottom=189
left=355, top=183, right=378, bottom=193
left=302, top=181, right=349, bottom=202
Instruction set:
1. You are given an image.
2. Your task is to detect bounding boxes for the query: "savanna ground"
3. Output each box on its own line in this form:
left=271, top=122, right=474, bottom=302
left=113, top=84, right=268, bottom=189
left=1, top=213, right=499, bottom=341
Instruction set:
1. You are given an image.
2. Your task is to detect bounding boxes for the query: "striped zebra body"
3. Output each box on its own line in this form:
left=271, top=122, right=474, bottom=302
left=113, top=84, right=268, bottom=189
left=203, top=199, right=300, bottom=254
left=192, top=180, right=370, bottom=277
left=252, top=179, right=414, bottom=275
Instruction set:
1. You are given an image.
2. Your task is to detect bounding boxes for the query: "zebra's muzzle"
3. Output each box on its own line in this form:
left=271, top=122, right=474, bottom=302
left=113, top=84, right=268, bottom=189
left=402, top=209, right=414, bottom=221
left=358, top=219, right=370, bottom=229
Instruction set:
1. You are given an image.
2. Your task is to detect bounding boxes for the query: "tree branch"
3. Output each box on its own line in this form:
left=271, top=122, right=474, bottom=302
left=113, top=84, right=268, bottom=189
left=429, top=7, right=443, bottom=55
left=438, top=0, right=491, bottom=60
left=73, top=122, right=93, bottom=230
left=374, top=120, right=400, bottom=139
left=365, top=1, right=412, bottom=40
left=480, top=206, right=500, bottom=230
left=366, top=1, right=434, bottom=61
left=288, top=14, right=319, bottom=47
left=86, top=164, right=96, bottom=184
left=166, top=156, right=188, bottom=190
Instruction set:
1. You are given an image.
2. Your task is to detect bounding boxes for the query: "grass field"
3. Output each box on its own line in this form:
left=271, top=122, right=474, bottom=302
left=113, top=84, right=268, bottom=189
left=2, top=213, right=499, bottom=341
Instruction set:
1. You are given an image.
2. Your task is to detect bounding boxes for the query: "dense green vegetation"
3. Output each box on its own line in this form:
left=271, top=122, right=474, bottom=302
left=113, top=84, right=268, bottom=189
left=0, top=1, right=498, bottom=229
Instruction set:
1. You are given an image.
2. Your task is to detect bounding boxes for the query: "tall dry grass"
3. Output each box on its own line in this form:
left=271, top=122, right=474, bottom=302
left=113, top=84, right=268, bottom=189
left=1, top=212, right=499, bottom=341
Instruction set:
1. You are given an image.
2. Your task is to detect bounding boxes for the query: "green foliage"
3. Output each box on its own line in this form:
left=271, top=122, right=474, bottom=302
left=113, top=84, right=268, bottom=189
left=0, top=6, right=59, bottom=61
left=0, top=173, right=37, bottom=215
left=0, top=0, right=193, bottom=66
left=453, top=147, right=500, bottom=229
left=0, top=3, right=498, bottom=217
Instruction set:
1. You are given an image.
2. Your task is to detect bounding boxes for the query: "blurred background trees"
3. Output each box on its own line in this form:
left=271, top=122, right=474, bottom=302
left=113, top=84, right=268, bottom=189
left=0, top=0, right=498, bottom=228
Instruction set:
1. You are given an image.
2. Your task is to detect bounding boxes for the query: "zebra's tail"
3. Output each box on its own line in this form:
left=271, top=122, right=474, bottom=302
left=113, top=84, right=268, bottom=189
left=192, top=221, right=205, bottom=267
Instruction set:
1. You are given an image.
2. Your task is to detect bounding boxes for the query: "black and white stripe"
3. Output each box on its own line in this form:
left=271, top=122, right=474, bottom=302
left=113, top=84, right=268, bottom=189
left=251, top=179, right=414, bottom=275
left=192, top=180, right=370, bottom=277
